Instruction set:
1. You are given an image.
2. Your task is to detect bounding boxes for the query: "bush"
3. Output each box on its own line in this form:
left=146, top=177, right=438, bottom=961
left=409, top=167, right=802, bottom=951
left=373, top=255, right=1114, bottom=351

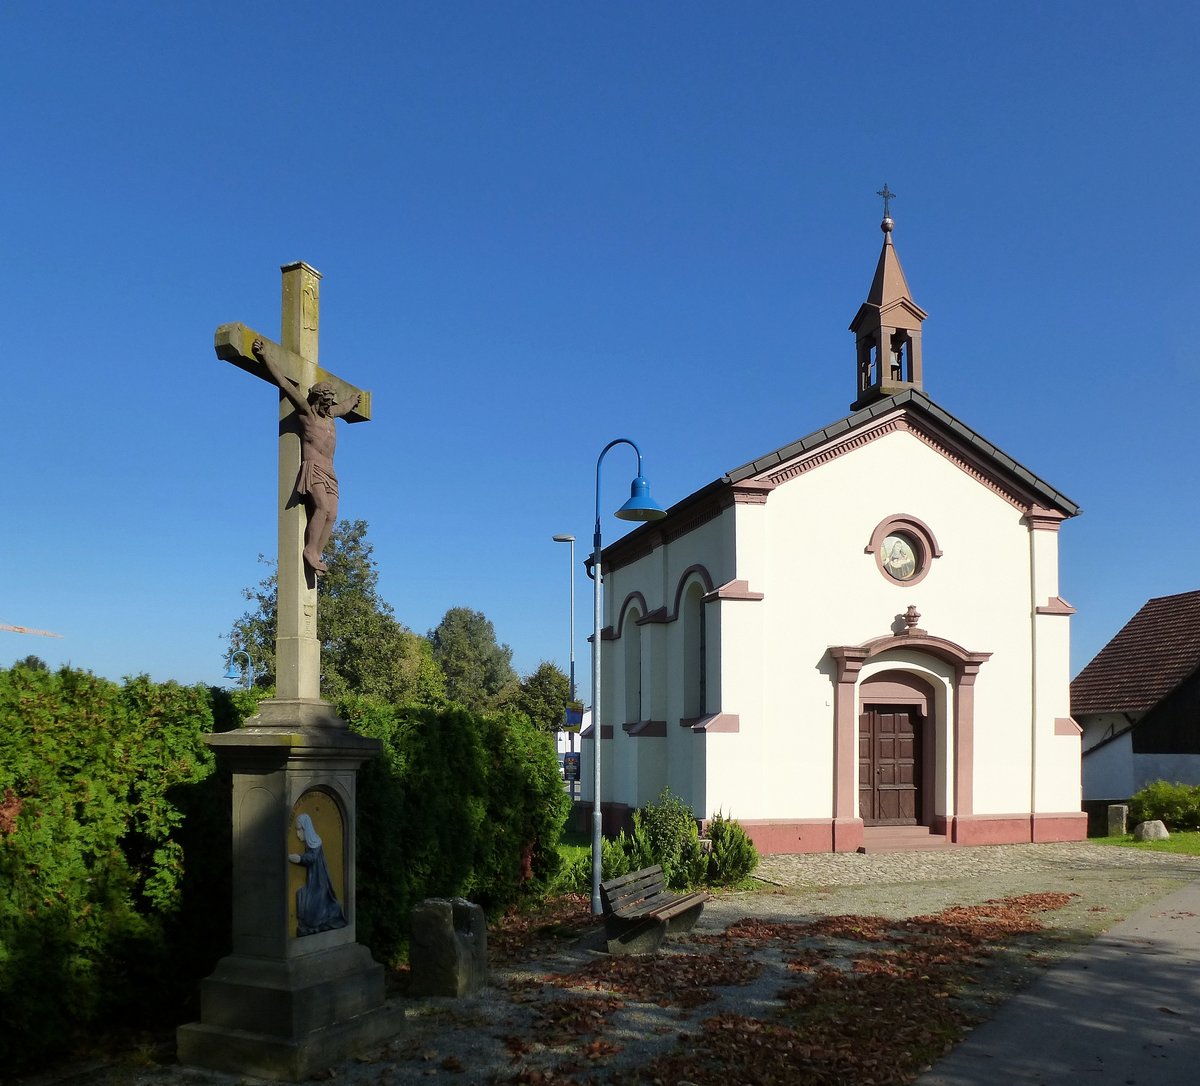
left=706, top=811, right=760, bottom=885
left=347, top=698, right=569, bottom=965
left=635, top=787, right=707, bottom=889
left=1128, top=780, right=1200, bottom=831
left=0, top=665, right=223, bottom=1071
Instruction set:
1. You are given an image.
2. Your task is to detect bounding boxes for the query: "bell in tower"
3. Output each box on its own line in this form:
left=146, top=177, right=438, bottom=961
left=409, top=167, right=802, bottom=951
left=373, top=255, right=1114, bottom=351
left=849, top=185, right=928, bottom=410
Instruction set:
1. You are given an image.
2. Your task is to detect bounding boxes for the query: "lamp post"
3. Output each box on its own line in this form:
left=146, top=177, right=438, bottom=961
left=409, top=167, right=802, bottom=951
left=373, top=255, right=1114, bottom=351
left=552, top=534, right=577, bottom=800
left=589, top=439, right=667, bottom=914
left=223, top=649, right=256, bottom=690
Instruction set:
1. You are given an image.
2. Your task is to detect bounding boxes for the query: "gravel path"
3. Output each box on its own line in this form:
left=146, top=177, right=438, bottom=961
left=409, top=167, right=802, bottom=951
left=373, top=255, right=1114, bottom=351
left=22, top=842, right=1200, bottom=1086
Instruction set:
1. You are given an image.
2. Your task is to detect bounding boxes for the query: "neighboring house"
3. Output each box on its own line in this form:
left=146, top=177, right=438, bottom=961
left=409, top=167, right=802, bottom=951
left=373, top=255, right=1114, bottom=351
left=1073, top=590, right=1200, bottom=822
left=580, top=213, right=1086, bottom=855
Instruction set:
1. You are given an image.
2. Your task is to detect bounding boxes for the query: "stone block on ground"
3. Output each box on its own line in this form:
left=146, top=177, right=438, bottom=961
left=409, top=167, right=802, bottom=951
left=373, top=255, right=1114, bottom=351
left=1133, top=819, right=1169, bottom=841
left=409, top=897, right=487, bottom=997
left=1108, top=803, right=1129, bottom=837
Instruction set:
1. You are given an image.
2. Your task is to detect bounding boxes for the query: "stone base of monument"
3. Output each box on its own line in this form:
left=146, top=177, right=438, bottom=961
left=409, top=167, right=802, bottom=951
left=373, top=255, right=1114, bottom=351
left=177, top=943, right=404, bottom=1080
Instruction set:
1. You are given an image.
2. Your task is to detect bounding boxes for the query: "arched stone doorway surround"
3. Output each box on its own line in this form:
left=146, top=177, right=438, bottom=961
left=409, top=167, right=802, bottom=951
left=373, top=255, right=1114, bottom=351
left=829, top=629, right=991, bottom=852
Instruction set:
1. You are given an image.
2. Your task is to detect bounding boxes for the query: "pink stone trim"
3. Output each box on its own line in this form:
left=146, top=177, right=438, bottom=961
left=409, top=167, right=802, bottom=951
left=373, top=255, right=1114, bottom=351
left=1055, top=716, right=1082, bottom=736
left=670, top=565, right=716, bottom=622
left=686, top=713, right=740, bottom=733
left=579, top=724, right=614, bottom=740
left=1032, top=812, right=1088, bottom=842
left=622, top=720, right=667, bottom=737
left=830, top=632, right=991, bottom=828
left=950, top=812, right=1087, bottom=845
left=702, top=579, right=765, bottom=603
left=636, top=607, right=669, bottom=625
left=1036, top=596, right=1077, bottom=616
left=1025, top=505, right=1067, bottom=532
left=728, top=818, right=864, bottom=855
left=765, top=412, right=1053, bottom=514
left=610, top=592, right=649, bottom=640
left=865, top=514, right=942, bottom=587
left=731, top=479, right=775, bottom=504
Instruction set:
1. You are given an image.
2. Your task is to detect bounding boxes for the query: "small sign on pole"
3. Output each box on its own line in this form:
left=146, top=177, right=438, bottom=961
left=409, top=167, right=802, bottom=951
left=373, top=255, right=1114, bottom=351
left=563, top=752, right=581, bottom=782
left=563, top=707, right=584, bottom=732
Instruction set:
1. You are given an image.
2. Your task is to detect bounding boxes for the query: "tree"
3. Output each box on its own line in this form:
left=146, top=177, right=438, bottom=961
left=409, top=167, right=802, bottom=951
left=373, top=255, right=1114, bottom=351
left=226, top=520, right=445, bottom=706
left=514, top=661, right=571, bottom=734
left=427, top=607, right=518, bottom=713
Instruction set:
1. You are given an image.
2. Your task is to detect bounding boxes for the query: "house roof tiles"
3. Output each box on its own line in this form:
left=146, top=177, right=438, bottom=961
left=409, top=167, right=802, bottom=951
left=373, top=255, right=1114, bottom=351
left=1071, top=590, right=1200, bottom=715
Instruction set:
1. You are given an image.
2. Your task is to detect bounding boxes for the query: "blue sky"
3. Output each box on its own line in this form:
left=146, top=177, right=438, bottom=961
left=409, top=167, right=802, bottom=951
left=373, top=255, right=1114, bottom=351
left=2, top=3, right=1196, bottom=691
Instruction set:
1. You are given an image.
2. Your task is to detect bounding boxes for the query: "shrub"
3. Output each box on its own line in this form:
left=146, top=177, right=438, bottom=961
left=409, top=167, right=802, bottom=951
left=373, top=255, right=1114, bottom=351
left=1128, top=780, right=1200, bottom=831
left=706, top=811, right=760, bottom=884
left=0, top=665, right=223, bottom=1071
left=635, top=787, right=705, bottom=889
left=347, top=698, right=569, bottom=965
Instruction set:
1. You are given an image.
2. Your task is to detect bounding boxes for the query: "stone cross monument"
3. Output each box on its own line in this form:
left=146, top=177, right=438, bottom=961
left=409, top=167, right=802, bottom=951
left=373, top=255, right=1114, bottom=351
left=213, top=260, right=370, bottom=717
left=177, top=263, right=402, bottom=1080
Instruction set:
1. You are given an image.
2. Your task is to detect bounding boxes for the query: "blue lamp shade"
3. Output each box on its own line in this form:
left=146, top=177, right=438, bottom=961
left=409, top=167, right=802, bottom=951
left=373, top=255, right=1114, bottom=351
left=223, top=660, right=242, bottom=680
left=616, top=475, right=668, bottom=522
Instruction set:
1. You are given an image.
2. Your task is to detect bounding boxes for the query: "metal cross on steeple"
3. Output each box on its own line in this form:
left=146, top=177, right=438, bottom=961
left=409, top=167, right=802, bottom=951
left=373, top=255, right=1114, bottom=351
left=877, top=183, right=896, bottom=220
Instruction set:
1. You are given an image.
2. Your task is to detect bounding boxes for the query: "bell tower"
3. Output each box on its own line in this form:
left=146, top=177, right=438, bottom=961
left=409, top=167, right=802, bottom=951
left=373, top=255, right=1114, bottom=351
left=850, top=185, right=928, bottom=410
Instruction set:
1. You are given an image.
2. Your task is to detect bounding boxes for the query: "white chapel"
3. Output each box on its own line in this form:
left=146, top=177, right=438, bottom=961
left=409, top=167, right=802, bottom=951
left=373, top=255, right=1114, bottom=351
left=580, top=211, right=1086, bottom=854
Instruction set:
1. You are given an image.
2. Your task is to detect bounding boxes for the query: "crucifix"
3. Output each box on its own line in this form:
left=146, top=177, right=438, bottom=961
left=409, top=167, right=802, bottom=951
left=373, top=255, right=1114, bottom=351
left=214, top=262, right=372, bottom=703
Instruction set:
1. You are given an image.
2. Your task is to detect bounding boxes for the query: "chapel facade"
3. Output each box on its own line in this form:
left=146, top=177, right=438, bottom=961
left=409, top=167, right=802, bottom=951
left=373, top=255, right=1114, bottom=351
left=579, top=212, right=1087, bottom=854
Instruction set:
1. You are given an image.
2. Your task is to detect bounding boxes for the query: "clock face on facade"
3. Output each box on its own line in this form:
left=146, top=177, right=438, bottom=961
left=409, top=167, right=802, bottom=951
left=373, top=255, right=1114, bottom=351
left=882, top=532, right=919, bottom=581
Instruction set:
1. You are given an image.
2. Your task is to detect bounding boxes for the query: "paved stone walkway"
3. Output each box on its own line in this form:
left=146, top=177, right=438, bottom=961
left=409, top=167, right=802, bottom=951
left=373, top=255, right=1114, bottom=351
left=755, top=840, right=1200, bottom=887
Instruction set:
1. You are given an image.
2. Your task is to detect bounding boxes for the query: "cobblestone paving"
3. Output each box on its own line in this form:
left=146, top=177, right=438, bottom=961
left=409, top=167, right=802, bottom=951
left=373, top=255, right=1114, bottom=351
left=754, top=840, right=1200, bottom=887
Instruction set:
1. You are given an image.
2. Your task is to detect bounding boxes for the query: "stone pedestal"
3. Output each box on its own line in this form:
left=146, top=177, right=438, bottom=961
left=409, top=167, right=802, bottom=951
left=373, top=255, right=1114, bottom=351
left=177, top=703, right=403, bottom=1080
left=1108, top=803, right=1129, bottom=837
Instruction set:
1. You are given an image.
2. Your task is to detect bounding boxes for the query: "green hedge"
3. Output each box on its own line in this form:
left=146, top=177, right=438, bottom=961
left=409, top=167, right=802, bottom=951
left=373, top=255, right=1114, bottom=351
left=0, top=667, right=568, bottom=1072
left=346, top=697, right=569, bottom=964
left=0, top=665, right=221, bottom=1068
left=1128, top=780, right=1200, bottom=831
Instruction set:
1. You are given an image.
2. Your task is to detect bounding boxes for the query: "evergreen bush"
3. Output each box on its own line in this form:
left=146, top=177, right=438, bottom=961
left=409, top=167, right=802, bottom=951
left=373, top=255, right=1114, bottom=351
left=706, top=811, right=760, bottom=884
left=0, top=664, right=221, bottom=1070
left=0, top=668, right=567, bottom=1073
left=1128, top=780, right=1200, bottom=831
left=346, top=699, right=568, bottom=965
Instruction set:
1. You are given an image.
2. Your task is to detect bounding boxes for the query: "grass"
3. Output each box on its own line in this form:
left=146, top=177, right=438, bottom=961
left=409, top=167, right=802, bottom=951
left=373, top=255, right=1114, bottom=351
left=1091, top=829, right=1200, bottom=855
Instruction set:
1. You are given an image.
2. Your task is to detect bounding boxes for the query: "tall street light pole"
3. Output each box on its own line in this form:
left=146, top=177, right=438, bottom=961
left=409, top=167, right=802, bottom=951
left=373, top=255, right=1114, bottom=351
left=589, top=439, right=667, bottom=914
left=552, top=534, right=577, bottom=702
left=552, top=533, right=577, bottom=800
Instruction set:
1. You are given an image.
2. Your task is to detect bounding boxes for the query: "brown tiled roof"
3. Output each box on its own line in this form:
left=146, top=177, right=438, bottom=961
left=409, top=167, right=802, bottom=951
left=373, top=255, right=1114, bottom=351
left=1071, top=590, right=1200, bottom=715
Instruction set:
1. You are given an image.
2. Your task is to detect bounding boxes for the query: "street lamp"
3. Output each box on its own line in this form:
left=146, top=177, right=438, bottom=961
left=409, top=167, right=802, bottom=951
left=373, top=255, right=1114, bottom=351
left=223, top=649, right=256, bottom=690
left=589, top=439, right=668, bottom=914
left=552, top=534, right=577, bottom=801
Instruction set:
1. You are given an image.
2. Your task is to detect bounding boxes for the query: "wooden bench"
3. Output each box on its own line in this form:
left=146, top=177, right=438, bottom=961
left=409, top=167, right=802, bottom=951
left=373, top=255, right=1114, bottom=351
left=599, top=864, right=708, bottom=955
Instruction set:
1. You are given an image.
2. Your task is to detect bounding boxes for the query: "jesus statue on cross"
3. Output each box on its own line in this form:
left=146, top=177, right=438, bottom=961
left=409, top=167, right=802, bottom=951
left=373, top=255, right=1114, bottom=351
left=251, top=337, right=361, bottom=576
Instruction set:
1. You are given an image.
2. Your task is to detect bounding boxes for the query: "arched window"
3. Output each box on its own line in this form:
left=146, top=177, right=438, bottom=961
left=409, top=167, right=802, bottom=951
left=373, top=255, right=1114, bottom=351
left=624, top=610, right=642, bottom=724
left=682, top=581, right=707, bottom=719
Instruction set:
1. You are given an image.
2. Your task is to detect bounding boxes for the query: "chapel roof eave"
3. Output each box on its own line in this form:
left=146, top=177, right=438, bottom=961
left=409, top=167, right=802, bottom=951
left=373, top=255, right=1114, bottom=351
left=600, top=388, right=1081, bottom=574
left=723, top=389, right=1081, bottom=517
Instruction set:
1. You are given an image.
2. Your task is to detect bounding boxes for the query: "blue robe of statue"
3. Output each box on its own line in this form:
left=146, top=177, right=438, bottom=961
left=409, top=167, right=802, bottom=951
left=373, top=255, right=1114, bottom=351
left=291, top=813, right=348, bottom=937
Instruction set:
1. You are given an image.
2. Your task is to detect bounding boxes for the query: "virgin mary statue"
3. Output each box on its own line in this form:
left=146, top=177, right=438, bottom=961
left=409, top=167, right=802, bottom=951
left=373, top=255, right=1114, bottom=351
left=288, top=812, right=348, bottom=936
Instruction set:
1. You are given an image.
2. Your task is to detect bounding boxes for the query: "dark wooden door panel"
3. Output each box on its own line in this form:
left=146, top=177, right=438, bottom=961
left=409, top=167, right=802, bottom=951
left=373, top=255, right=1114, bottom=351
left=860, top=706, right=921, bottom=825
